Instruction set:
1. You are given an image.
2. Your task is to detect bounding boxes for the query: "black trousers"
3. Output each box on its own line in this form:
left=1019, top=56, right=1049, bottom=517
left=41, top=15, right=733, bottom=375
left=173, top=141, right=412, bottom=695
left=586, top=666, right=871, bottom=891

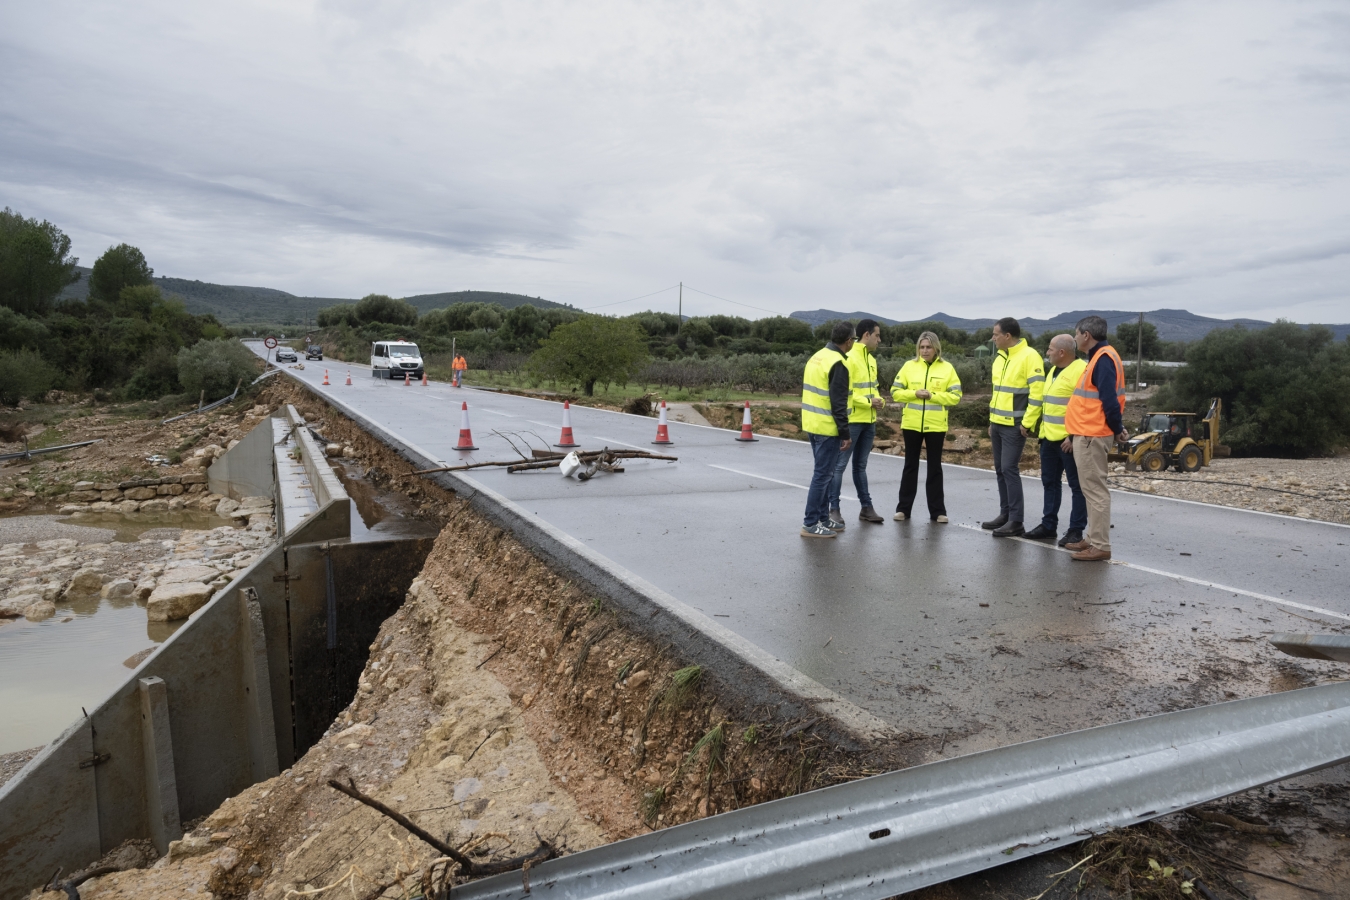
left=897, top=429, right=947, bottom=519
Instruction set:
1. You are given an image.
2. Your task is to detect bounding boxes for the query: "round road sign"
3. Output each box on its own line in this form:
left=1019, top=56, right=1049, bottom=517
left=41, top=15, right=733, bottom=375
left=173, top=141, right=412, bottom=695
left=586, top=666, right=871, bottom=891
left=264, top=336, right=278, bottom=349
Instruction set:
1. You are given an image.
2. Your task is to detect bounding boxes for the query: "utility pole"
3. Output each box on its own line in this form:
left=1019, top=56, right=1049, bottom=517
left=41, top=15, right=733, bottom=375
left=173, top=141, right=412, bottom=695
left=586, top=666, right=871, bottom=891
left=1135, top=311, right=1144, bottom=393
left=678, top=282, right=682, bottom=328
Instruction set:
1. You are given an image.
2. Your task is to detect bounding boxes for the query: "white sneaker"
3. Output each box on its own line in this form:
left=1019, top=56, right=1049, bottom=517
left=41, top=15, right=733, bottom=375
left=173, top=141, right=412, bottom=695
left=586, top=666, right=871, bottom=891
left=934, top=515, right=949, bottom=523
left=893, top=511, right=908, bottom=521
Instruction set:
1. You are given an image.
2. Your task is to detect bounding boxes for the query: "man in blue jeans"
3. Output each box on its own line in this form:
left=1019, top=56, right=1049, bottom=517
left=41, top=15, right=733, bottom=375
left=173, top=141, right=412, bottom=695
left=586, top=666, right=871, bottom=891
left=829, top=319, right=885, bottom=527
left=1024, top=334, right=1088, bottom=546
left=800, top=322, right=855, bottom=538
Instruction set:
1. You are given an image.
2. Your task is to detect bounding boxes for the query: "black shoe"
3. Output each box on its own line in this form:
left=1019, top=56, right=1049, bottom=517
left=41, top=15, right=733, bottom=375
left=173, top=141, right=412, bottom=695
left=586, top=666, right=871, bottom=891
left=982, top=514, right=1008, bottom=530
left=859, top=506, right=884, bottom=524
left=1057, top=530, right=1083, bottom=548
left=1024, top=524, right=1056, bottom=541
left=992, top=521, right=1024, bottom=537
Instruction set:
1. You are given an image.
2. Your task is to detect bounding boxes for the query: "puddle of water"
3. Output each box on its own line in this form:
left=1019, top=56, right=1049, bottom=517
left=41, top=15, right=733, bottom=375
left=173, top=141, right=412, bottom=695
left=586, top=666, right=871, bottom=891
left=328, top=459, right=439, bottom=543
left=0, top=596, right=184, bottom=754
left=0, top=509, right=240, bottom=754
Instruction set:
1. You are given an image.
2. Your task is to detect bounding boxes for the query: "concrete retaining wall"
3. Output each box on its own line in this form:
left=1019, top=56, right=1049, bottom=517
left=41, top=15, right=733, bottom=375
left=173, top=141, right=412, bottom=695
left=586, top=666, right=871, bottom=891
left=208, top=411, right=276, bottom=500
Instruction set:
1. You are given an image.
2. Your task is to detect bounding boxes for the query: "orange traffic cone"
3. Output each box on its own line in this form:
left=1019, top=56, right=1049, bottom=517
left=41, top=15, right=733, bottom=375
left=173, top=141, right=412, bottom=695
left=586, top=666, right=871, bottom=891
left=455, top=402, right=478, bottom=450
left=422, top=371, right=429, bottom=386
left=735, top=401, right=758, bottom=442
left=322, top=369, right=330, bottom=385
left=555, top=401, right=579, bottom=448
left=404, top=372, right=411, bottom=386
left=345, top=371, right=352, bottom=385
left=652, top=400, right=673, bottom=445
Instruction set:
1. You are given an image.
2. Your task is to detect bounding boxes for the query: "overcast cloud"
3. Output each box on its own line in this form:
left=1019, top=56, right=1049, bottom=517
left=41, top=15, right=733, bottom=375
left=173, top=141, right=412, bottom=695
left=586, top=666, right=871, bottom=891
left=2, top=1, right=1348, bottom=322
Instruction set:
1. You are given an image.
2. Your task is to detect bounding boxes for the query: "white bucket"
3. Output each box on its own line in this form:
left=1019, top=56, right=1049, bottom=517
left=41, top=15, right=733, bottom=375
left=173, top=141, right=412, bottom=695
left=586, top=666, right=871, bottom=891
left=559, top=451, right=582, bottom=478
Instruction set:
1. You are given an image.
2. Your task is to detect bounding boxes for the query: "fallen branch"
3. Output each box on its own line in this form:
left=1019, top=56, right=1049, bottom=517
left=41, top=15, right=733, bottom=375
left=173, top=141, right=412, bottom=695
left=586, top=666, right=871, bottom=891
left=326, top=779, right=556, bottom=879
left=508, top=448, right=677, bottom=473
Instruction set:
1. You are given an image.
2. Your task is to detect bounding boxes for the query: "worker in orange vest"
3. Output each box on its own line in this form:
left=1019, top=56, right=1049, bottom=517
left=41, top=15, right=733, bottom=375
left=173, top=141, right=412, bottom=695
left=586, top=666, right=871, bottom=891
left=1064, top=315, right=1129, bottom=561
left=452, top=353, right=467, bottom=388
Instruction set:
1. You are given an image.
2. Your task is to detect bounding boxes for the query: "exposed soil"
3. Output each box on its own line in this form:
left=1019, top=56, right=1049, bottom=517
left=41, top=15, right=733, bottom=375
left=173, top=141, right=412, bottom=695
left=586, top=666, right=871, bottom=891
left=17, top=378, right=1350, bottom=900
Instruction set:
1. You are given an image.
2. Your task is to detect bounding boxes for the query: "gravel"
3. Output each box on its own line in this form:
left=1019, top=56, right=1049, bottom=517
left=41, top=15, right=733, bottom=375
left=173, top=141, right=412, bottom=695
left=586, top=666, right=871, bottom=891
left=1108, top=456, right=1350, bottom=525
left=0, top=514, right=116, bottom=545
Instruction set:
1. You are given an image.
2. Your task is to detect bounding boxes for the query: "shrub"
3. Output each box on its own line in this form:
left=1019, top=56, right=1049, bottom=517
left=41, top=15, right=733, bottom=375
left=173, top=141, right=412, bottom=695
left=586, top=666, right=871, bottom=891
left=125, top=345, right=181, bottom=399
left=0, top=349, right=58, bottom=406
left=1155, top=322, right=1350, bottom=457
left=176, top=339, right=261, bottom=400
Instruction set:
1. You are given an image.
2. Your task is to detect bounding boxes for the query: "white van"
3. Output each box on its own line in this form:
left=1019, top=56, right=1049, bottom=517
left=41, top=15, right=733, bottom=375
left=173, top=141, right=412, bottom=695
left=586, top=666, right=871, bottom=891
left=370, top=341, right=424, bottom=380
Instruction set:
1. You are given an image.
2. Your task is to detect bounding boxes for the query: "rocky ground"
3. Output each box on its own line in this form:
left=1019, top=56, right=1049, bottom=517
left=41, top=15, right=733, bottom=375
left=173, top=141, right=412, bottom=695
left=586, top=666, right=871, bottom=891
left=1108, top=457, right=1350, bottom=525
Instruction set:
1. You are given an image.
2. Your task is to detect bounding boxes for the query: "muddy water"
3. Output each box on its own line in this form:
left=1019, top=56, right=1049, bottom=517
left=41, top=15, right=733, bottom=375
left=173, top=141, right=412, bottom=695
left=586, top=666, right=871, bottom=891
left=0, top=510, right=234, bottom=754
left=329, top=458, right=439, bottom=542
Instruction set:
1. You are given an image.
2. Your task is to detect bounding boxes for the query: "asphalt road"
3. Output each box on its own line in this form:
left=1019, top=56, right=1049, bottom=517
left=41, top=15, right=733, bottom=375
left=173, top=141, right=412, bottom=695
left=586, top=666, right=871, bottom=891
left=260, top=348, right=1350, bottom=755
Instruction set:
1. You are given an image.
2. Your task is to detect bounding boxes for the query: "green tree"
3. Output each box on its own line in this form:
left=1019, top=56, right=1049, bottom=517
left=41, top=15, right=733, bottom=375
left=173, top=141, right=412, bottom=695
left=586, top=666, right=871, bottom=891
left=0, top=307, right=49, bottom=350
left=317, top=303, right=359, bottom=327
left=501, top=304, right=550, bottom=351
left=0, top=349, right=58, bottom=406
left=89, top=243, right=154, bottom=305
left=1159, top=321, right=1350, bottom=456
left=528, top=315, right=649, bottom=395
left=751, top=316, right=813, bottom=346
left=0, top=208, right=80, bottom=316
left=176, top=339, right=261, bottom=399
left=1114, top=319, right=1162, bottom=360
left=354, top=293, right=418, bottom=326
left=469, top=306, right=503, bottom=331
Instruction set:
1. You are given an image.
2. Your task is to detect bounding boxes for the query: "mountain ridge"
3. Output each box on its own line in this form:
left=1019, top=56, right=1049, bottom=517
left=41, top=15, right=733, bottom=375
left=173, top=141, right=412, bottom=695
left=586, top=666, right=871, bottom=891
left=56, top=267, right=569, bottom=325
left=790, top=307, right=1350, bottom=342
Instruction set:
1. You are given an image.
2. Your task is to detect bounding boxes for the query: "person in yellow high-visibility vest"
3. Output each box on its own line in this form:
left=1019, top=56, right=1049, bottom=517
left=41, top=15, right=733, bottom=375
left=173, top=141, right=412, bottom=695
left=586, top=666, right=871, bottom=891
left=800, top=322, right=855, bottom=539
left=1024, top=334, right=1088, bottom=547
left=981, top=317, right=1045, bottom=537
left=829, top=319, right=887, bottom=526
left=890, top=331, right=962, bottom=523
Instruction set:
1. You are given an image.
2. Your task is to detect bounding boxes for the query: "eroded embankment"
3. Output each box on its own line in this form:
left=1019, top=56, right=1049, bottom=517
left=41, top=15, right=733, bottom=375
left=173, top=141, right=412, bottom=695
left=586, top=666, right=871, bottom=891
left=46, top=379, right=915, bottom=900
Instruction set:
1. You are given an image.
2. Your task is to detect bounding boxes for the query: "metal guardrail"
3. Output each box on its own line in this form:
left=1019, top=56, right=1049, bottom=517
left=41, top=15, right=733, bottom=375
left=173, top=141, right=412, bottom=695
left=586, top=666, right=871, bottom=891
left=162, top=383, right=242, bottom=424
left=1272, top=633, right=1350, bottom=663
left=0, top=438, right=102, bottom=463
left=454, top=682, right=1350, bottom=900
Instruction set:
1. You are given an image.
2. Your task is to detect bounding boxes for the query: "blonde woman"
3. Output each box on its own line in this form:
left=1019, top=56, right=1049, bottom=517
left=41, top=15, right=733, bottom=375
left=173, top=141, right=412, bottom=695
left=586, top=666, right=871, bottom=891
left=889, top=332, right=962, bottom=522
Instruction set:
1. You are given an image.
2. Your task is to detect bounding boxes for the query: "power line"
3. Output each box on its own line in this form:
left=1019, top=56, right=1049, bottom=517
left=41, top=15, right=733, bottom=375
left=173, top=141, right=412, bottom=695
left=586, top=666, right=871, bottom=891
left=680, top=284, right=781, bottom=316
left=581, top=284, right=680, bottom=311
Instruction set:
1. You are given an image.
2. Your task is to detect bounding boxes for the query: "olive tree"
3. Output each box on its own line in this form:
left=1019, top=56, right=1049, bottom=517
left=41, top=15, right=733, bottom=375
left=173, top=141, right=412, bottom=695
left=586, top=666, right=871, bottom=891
left=528, top=315, right=648, bottom=396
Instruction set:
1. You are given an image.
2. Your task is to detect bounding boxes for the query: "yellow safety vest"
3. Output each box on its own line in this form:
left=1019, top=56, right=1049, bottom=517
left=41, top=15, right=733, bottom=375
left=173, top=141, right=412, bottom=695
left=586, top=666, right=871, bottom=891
left=801, top=346, right=846, bottom=436
left=989, top=339, right=1045, bottom=428
left=890, top=357, right=962, bottom=432
left=1037, top=358, right=1086, bottom=442
left=846, top=344, right=880, bottom=424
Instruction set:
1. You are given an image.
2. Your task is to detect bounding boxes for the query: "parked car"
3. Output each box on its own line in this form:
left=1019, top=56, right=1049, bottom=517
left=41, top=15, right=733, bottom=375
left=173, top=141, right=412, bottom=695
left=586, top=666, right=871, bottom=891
left=275, top=347, right=298, bottom=363
left=370, top=340, right=423, bottom=380
left=305, top=344, right=324, bottom=360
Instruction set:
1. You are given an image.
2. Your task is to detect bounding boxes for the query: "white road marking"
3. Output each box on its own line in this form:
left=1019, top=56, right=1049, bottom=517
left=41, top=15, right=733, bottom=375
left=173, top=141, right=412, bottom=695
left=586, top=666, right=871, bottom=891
left=592, top=435, right=652, bottom=451
left=707, top=464, right=857, bottom=503
left=953, top=522, right=1350, bottom=623
left=1113, top=561, right=1350, bottom=624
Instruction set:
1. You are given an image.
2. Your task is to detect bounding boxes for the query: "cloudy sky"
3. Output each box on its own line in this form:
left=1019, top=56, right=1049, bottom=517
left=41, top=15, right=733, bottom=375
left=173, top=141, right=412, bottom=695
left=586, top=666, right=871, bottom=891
left=3, top=1, right=1348, bottom=322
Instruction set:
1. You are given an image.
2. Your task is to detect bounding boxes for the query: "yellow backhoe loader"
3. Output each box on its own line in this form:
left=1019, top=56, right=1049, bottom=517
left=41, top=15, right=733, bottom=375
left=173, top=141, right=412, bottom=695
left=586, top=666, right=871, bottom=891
left=1111, top=398, right=1229, bottom=473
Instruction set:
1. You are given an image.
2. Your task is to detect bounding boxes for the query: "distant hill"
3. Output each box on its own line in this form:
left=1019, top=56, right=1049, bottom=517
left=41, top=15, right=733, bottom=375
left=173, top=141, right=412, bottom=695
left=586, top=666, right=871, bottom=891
left=57, top=268, right=569, bottom=325
left=791, top=307, right=1350, bottom=343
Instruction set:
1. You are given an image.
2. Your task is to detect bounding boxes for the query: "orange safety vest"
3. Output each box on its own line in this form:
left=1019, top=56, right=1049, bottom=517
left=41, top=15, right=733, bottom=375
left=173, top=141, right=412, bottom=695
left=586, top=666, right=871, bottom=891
left=1065, top=343, right=1126, bottom=437
left=453, top=356, right=467, bottom=371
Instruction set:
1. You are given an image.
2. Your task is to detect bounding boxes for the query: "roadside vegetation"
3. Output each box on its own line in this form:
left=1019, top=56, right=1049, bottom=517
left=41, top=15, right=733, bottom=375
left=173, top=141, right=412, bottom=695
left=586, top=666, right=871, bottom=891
left=0, top=208, right=259, bottom=408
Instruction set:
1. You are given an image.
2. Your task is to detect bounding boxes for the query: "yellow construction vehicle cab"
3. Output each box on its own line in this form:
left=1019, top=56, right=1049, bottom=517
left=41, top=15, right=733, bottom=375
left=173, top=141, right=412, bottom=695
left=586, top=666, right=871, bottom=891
left=1111, top=398, right=1228, bottom=473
